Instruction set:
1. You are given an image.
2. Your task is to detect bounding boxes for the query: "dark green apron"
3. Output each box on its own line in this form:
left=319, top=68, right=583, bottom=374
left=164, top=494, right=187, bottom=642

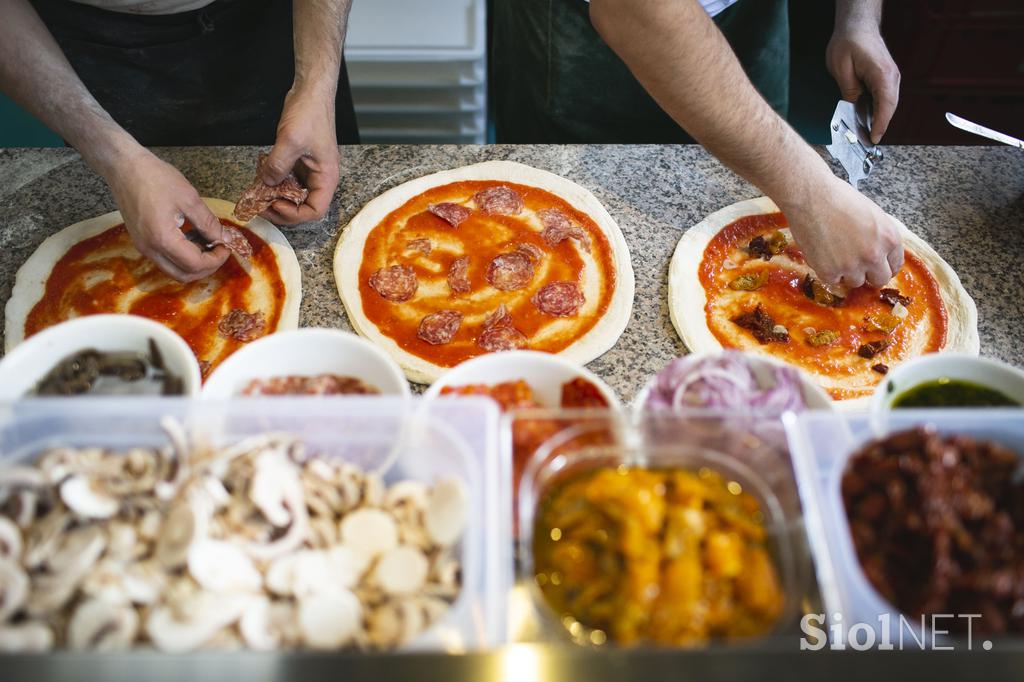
left=493, top=0, right=790, bottom=143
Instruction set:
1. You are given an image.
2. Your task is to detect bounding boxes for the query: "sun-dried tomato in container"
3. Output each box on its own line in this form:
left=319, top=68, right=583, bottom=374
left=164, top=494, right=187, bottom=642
left=842, top=427, right=1024, bottom=635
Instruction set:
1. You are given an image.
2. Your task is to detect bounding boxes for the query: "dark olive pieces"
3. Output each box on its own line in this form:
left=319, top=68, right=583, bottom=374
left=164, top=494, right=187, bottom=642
left=32, top=338, right=184, bottom=396
left=890, top=377, right=1020, bottom=408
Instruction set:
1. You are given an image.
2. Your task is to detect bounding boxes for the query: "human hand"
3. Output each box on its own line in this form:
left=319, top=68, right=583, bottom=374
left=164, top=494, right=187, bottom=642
left=260, top=88, right=340, bottom=224
left=826, top=20, right=900, bottom=144
left=105, top=149, right=229, bottom=282
left=784, top=176, right=904, bottom=289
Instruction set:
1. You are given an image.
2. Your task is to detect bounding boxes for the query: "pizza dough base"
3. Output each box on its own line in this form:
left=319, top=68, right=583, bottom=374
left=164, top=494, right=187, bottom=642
left=334, top=160, right=635, bottom=384
left=668, top=197, right=979, bottom=410
left=4, top=198, right=302, bottom=352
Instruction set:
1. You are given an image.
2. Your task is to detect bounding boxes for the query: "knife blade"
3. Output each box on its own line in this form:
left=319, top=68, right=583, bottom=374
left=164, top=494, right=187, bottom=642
left=946, top=113, right=1024, bottom=149
left=826, top=96, right=883, bottom=190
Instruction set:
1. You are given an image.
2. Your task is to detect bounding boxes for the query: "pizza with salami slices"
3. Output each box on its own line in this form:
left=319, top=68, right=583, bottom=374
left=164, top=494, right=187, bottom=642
left=4, top=198, right=301, bottom=378
left=669, top=197, right=979, bottom=407
left=334, top=161, right=635, bottom=384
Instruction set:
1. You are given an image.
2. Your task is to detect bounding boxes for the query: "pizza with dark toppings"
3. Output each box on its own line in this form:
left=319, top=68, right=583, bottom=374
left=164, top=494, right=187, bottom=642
left=668, top=197, right=978, bottom=406
left=334, top=161, right=634, bottom=384
left=5, top=199, right=301, bottom=378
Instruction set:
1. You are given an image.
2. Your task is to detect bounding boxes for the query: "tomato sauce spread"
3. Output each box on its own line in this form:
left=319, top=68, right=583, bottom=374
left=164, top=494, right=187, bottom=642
left=24, top=219, right=285, bottom=375
left=358, top=180, right=617, bottom=367
left=698, top=213, right=947, bottom=399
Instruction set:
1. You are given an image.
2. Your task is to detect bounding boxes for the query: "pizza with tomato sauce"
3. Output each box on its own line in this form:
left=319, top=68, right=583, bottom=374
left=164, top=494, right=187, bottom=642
left=334, top=161, right=634, bottom=384
left=4, top=198, right=301, bottom=377
left=669, top=197, right=978, bottom=406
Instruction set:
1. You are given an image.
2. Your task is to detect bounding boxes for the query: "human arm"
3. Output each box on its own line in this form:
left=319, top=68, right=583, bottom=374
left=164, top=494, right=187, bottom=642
left=827, top=0, right=901, bottom=144
left=589, top=0, right=902, bottom=287
left=0, top=0, right=228, bottom=282
left=259, top=0, right=351, bottom=224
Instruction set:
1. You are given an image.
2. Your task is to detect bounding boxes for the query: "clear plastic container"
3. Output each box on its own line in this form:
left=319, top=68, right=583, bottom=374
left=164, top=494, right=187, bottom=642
left=511, top=409, right=817, bottom=647
left=0, top=396, right=511, bottom=652
left=783, top=408, right=1024, bottom=647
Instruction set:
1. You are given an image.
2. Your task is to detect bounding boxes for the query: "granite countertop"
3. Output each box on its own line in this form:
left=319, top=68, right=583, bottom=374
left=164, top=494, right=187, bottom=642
left=1, top=144, right=1022, bottom=401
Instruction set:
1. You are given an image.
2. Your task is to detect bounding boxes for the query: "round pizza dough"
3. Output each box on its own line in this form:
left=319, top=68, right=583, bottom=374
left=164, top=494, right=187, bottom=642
left=4, top=198, right=302, bottom=352
left=334, top=160, right=635, bottom=384
left=668, top=197, right=979, bottom=408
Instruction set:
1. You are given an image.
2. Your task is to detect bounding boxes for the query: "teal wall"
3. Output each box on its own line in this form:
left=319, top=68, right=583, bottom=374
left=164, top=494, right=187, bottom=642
left=0, top=94, right=62, bottom=147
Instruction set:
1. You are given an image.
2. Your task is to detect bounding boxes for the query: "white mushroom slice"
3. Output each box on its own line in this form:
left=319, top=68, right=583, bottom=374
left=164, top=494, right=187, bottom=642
left=67, top=598, right=139, bottom=651
left=384, top=480, right=429, bottom=513
left=0, top=559, right=29, bottom=622
left=60, top=476, right=119, bottom=519
left=48, top=525, right=107, bottom=576
left=197, top=475, right=231, bottom=510
left=0, top=517, right=22, bottom=562
left=361, top=473, right=385, bottom=508
left=431, top=555, right=462, bottom=596
left=366, top=599, right=427, bottom=648
left=297, top=590, right=361, bottom=650
left=268, top=600, right=301, bottom=647
left=13, top=489, right=39, bottom=528
left=105, top=522, right=137, bottom=561
left=188, top=539, right=262, bottom=593
left=339, top=508, right=398, bottom=560
left=243, top=467, right=309, bottom=562
left=23, top=509, right=71, bottom=569
left=251, top=452, right=293, bottom=527
left=0, top=466, right=46, bottom=489
left=155, top=500, right=198, bottom=569
left=0, top=622, right=54, bottom=652
left=326, top=545, right=369, bottom=589
left=239, top=597, right=279, bottom=651
left=374, top=546, right=429, bottom=596
left=137, top=509, right=163, bottom=542
left=424, top=477, right=468, bottom=547
left=146, top=593, right=250, bottom=653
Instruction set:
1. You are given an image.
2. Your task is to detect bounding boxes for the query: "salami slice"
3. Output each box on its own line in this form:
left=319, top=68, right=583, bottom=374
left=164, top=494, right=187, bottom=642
left=428, top=202, right=472, bottom=228
left=516, top=242, right=543, bottom=262
left=478, top=304, right=528, bottom=352
left=218, top=309, right=266, bottom=342
left=473, top=186, right=524, bottom=216
left=447, top=256, right=471, bottom=294
left=486, top=252, right=535, bottom=291
left=417, top=309, right=463, bottom=345
left=406, top=238, right=432, bottom=255
left=540, top=208, right=592, bottom=253
left=532, top=281, right=585, bottom=317
left=369, top=265, right=418, bottom=303
left=233, top=153, right=309, bottom=223
left=208, top=225, right=253, bottom=259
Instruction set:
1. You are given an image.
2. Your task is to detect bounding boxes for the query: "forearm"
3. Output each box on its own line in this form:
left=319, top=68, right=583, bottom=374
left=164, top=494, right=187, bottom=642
left=0, top=0, right=141, bottom=176
left=834, top=0, right=883, bottom=30
left=589, top=0, right=832, bottom=214
left=291, top=0, right=352, bottom=101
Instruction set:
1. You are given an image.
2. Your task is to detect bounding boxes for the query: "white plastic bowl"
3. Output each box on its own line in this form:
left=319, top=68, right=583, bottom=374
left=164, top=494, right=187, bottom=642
left=424, top=350, right=621, bottom=408
left=0, top=314, right=201, bottom=399
left=871, top=353, right=1024, bottom=412
left=202, top=328, right=411, bottom=399
left=632, top=351, right=835, bottom=414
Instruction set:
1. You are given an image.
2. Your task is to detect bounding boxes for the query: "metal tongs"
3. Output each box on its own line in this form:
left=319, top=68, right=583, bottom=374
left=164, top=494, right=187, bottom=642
left=826, top=95, right=883, bottom=190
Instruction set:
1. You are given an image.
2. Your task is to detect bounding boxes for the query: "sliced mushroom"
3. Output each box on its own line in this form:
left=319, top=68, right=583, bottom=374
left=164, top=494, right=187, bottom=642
left=239, top=597, right=278, bottom=651
left=297, top=590, right=361, bottom=650
left=0, top=622, right=54, bottom=652
left=0, top=559, right=29, bottom=622
left=424, top=477, right=467, bottom=547
left=60, top=475, right=119, bottom=519
left=339, top=508, right=398, bottom=560
left=373, top=545, right=429, bottom=596
left=251, top=452, right=292, bottom=527
left=154, top=500, right=198, bottom=569
left=146, top=592, right=250, bottom=653
left=23, top=508, right=71, bottom=569
left=0, top=517, right=23, bottom=563
left=188, top=539, right=262, bottom=593
left=67, top=598, right=138, bottom=651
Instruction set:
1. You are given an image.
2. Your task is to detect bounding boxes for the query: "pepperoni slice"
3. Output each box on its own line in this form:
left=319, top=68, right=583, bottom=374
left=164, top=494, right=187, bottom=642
left=209, top=225, right=253, bottom=259
left=428, top=202, right=471, bottom=228
left=539, top=208, right=592, bottom=253
left=473, top=186, right=524, bottom=216
left=516, top=242, right=543, bottom=262
left=417, top=310, right=463, bottom=345
left=218, top=309, right=266, bottom=342
left=532, top=281, right=585, bottom=317
left=478, top=304, right=528, bottom=352
left=369, top=265, right=418, bottom=302
left=406, top=238, right=432, bottom=255
left=447, top=256, right=471, bottom=294
left=486, top=252, right=534, bottom=291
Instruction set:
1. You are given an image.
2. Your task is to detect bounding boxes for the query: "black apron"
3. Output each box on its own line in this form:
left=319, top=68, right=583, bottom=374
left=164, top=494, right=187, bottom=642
left=30, top=0, right=359, bottom=146
left=492, top=0, right=790, bottom=143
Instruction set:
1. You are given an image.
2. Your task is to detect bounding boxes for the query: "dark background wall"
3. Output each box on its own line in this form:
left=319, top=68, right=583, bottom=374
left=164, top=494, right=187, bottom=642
left=1, top=0, right=1022, bottom=147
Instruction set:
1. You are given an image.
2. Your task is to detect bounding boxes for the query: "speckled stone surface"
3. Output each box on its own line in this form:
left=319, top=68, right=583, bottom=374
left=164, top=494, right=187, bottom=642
left=1, top=144, right=1022, bottom=400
